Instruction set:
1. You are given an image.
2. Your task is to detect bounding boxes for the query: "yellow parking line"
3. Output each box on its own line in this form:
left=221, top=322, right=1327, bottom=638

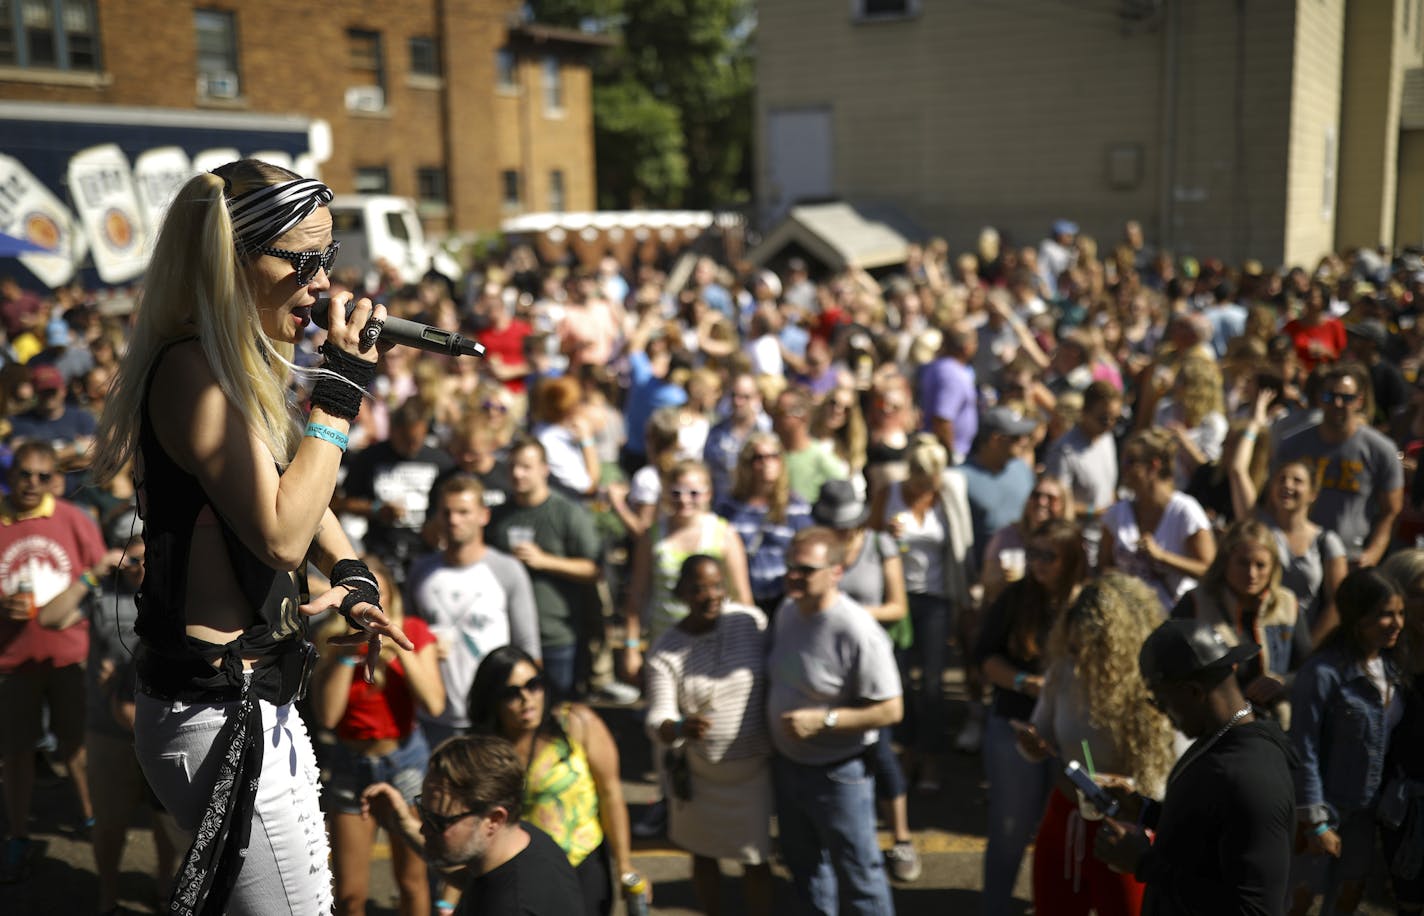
left=373, top=830, right=991, bottom=862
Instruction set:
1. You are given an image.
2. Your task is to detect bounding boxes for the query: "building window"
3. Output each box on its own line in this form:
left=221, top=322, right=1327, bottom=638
left=496, top=47, right=517, bottom=90
left=194, top=9, right=239, bottom=98
left=853, top=0, right=919, bottom=21
left=355, top=166, right=390, bottom=195
left=542, top=56, right=562, bottom=111
left=548, top=169, right=565, bottom=212
left=0, top=0, right=101, bottom=70
left=417, top=167, right=447, bottom=204
left=409, top=35, right=438, bottom=76
left=501, top=169, right=521, bottom=209
left=347, top=29, right=385, bottom=111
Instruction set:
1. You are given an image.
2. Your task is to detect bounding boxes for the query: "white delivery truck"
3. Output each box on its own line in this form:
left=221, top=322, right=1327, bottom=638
left=328, top=194, right=462, bottom=286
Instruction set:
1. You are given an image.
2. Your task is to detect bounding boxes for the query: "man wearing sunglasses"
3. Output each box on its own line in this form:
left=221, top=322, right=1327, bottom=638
left=1276, top=363, right=1402, bottom=568
left=767, top=527, right=902, bottom=914
left=1093, top=619, right=1296, bottom=916
left=362, top=735, right=582, bottom=914
left=0, top=441, right=124, bottom=882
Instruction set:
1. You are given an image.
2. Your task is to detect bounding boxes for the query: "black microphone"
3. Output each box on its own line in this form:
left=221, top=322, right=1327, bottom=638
left=309, top=295, right=485, bottom=358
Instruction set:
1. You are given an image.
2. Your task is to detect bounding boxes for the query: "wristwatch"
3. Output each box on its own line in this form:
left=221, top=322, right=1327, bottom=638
left=822, top=709, right=839, bottom=731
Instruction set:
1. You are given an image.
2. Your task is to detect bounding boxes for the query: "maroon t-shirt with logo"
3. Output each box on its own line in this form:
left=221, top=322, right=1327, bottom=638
left=0, top=497, right=105, bottom=672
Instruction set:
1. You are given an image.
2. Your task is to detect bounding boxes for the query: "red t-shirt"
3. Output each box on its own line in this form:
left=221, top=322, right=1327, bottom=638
left=1283, top=317, right=1346, bottom=372
left=478, top=319, right=533, bottom=393
left=0, top=496, right=106, bottom=672
left=337, top=615, right=436, bottom=741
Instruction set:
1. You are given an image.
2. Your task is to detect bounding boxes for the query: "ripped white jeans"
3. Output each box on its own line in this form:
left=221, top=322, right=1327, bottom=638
left=134, top=692, right=333, bottom=915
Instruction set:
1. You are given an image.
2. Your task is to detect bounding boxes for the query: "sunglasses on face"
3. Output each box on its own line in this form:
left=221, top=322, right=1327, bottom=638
left=1323, top=391, right=1359, bottom=406
left=15, top=470, right=54, bottom=483
left=786, top=563, right=831, bottom=577
left=1027, top=548, right=1058, bottom=563
left=498, top=674, right=545, bottom=703
left=254, top=240, right=340, bottom=286
left=413, top=794, right=480, bottom=832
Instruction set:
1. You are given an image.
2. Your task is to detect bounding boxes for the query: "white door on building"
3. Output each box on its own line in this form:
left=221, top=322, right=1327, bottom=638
left=764, top=107, right=833, bottom=226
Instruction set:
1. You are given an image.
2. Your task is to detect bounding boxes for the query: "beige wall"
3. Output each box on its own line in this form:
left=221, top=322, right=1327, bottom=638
left=756, top=0, right=1368, bottom=266
left=1282, top=0, right=1346, bottom=268
left=1337, top=0, right=1409, bottom=250
left=1397, top=130, right=1424, bottom=246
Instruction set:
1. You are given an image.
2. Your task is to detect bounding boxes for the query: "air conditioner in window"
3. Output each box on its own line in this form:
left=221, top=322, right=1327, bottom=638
left=346, top=86, right=386, bottom=112
left=201, top=71, right=240, bottom=99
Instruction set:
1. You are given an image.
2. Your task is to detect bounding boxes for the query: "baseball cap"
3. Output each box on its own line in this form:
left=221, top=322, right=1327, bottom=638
left=980, top=406, right=1038, bottom=438
left=811, top=479, right=870, bottom=530
left=1139, top=619, right=1259, bottom=685
left=1052, top=219, right=1079, bottom=238
left=1347, top=319, right=1388, bottom=349
left=29, top=364, right=64, bottom=392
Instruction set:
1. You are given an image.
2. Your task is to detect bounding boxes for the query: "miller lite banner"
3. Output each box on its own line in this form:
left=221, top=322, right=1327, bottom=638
left=0, top=153, right=87, bottom=288
left=132, top=146, right=193, bottom=236
left=67, top=143, right=148, bottom=284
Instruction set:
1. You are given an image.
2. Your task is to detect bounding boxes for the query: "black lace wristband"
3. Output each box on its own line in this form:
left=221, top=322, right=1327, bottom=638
left=331, top=558, right=381, bottom=630
left=310, top=343, right=376, bottom=420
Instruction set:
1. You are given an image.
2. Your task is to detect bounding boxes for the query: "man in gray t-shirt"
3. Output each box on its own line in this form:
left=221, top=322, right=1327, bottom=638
left=1274, top=366, right=1403, bottom=564
left=1045, top=383, right=1121, bottom=566
left=767, top=527, right=901, bottom=914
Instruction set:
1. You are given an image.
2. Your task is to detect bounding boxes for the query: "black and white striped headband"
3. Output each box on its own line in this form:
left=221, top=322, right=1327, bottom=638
left=224, top=177, right=334, bottom=256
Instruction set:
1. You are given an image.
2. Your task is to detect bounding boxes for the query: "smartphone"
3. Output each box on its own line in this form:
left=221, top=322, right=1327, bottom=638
left=1064, top=760, right=1120, bottom=818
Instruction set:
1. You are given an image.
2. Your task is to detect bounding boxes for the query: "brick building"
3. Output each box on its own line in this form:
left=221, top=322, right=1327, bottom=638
left=757, top=0, right=1424, bottom=268
left=0, top=0, right=606, bottom=234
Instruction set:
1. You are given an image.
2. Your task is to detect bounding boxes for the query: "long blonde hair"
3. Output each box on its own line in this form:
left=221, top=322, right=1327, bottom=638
left=1046, top=572, right=1175, bottom=793
left=91, top=160, right=308, bottom=482
left=812, top=392, right=868, bottom=472
left=731, top=431, right=791, bottom=522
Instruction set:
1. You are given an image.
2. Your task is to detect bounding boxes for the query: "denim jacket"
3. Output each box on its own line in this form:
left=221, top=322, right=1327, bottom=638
left=1289, top=645, right=1403, bottom=822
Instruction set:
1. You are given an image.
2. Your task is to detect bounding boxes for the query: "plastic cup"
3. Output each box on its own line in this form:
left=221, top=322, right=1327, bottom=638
left=1000, top=548, right=1026, bottom=583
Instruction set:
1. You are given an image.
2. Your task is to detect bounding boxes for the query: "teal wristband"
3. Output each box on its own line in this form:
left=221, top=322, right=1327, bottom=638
left=1312, top=822, right=1330, bottom=836
left=339, top=655, right=359, bottom=668
left=305, top=421, right=349, bottom=452
left=1013, top=671, right=1028, bottom=692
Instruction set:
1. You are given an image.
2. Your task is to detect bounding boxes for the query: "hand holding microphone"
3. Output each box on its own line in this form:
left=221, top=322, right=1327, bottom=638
left=312, top=295, right=485, bottom=359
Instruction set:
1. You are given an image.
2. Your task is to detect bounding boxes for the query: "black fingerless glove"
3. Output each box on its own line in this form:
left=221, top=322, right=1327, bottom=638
left=331, top=557, right=381, bottom=630
left=310, top=343, right=377, bottom=421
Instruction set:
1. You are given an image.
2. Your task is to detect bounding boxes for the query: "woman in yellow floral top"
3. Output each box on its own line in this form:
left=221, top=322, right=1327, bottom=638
left=467, top=646, right=642, bottom=915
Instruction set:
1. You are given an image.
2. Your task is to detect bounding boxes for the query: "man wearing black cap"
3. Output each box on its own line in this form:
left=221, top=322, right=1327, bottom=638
left=1094, top=619, right=1296, bottom=915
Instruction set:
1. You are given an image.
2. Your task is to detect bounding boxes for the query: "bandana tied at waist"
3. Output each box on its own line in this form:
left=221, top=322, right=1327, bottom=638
left=169, top=674, right=263, bottom=916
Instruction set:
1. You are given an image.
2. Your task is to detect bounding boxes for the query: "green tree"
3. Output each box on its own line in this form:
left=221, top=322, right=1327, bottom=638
left=532, top=0, right=754, bottom=210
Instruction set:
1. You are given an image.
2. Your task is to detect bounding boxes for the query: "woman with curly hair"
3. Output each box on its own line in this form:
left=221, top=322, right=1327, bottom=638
left=1016, top=572, right=1178, bottom=916
left=1100, top=427, right=1216, bottom=613
left=1154, top=357, right=1228, bottom=488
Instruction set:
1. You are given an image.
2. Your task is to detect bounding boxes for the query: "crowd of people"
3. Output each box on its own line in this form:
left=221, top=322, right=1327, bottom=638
left=0, top=167, right=1422, bottom=916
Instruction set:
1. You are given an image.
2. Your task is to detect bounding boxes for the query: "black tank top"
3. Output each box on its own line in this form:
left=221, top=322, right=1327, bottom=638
left=134, top=338, right=311, bottom=704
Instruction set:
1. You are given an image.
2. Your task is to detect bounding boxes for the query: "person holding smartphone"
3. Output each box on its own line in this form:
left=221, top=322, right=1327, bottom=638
left=1094, top=618, right=1296, bottom=916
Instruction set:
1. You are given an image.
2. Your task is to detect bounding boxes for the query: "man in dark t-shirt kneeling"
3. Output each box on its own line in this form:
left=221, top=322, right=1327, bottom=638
left=363, top=735, right=581, bottom=915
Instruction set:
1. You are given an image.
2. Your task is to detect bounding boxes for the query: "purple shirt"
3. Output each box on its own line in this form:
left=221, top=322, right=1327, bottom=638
left=919, top=356, right=977, bottom=457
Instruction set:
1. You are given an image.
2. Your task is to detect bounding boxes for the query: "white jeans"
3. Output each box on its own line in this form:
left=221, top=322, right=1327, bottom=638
left=134, top=692, right=333, bottom=915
